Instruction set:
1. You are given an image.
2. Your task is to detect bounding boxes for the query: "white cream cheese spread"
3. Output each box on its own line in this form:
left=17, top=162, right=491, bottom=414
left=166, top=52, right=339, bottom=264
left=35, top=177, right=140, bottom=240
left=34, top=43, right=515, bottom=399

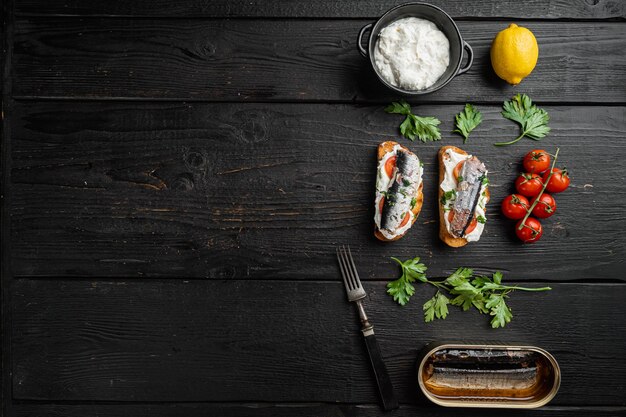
left=373, top=17, right=450, bottom=91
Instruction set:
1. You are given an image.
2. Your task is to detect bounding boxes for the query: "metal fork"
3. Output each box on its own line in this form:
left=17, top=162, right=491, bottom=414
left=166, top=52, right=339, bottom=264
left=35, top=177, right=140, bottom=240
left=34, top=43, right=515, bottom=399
left=337, top=245, right=399, bottom=411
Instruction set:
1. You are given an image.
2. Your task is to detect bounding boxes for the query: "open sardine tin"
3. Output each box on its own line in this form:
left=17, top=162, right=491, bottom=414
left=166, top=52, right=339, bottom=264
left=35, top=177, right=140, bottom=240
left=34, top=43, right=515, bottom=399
left=417, top=342, right=561, bottom=408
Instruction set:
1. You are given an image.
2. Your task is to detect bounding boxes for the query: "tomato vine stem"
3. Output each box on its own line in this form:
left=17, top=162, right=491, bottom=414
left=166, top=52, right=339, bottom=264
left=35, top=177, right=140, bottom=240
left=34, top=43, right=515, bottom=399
left=517, top=147, right=560, bottom=230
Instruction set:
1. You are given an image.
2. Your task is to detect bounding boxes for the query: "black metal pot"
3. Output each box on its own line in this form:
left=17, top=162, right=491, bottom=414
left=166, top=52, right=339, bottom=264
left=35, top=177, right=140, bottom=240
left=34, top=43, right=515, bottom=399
left=357, top=2, right=473, bottom=95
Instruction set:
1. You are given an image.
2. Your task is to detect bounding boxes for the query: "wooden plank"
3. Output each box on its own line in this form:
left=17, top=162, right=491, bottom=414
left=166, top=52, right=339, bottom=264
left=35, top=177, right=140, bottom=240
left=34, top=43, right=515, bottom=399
left=1, top=0, right=16, bottom=415
left=13, top=403, right=626, bottom=417
left=10, top=102, right=626, bottom=281
left=11, top=279, right=626, bottom=404
left=11, top=19, right=626, bottom=102
left=13, top=0, right=626, bottom=20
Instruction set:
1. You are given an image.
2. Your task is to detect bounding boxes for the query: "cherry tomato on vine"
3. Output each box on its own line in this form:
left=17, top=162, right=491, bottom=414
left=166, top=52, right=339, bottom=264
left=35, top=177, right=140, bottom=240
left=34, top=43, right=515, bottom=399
left=531, top=193, right=557, bottom=219
left=542, top=168, right=570, bottom=193
left=515, top=217, right=543, bottom=243
left=523, top=149, right=551, bottom=174
left=515, top=173, right=543, bottom=197
left=501, top=194, right=530, bottom=220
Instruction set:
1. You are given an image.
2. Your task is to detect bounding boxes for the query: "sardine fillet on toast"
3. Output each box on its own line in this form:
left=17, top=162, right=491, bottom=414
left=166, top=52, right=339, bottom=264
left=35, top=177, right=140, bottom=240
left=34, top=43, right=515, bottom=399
left=374, top=141, right=424, bottom=242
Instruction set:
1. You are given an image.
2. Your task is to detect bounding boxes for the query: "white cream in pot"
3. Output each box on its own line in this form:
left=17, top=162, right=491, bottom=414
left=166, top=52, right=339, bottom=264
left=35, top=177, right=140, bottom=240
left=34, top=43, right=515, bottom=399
left=373, top=17, right=450, bottom=91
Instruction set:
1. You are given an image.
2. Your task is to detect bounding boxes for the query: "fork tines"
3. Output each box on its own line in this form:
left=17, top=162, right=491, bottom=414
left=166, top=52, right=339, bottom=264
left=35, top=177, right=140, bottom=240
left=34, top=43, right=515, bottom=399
left=337, top=245, right=366, bottom=301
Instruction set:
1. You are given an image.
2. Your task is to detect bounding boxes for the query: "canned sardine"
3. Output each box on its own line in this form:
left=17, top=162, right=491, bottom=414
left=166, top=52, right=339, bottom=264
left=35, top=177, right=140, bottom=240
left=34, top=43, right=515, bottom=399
left=417, top=343, right=561, bottom=408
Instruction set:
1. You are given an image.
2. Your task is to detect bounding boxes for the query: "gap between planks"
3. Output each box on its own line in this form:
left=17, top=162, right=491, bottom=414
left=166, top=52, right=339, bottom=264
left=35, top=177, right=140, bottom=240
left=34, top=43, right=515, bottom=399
left=8, top=277, right=626, bottom=285
left=9, top=96, right=626, bottom=106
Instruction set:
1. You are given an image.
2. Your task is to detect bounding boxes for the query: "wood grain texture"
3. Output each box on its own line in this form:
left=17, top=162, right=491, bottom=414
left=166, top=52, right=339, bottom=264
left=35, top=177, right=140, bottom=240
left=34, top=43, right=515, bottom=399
left=11, top=19, right=626, bottom=102
left=10, top=102, right=626, bottom=281
left=1, top=0, right=15, bottom=415
left=4, top=0, right=626, bottom=415
left=13, top=404, right=626, bottom=417
left=11, top=279, right=626, bottom=404
left=13, top=0, right=626, bottom=19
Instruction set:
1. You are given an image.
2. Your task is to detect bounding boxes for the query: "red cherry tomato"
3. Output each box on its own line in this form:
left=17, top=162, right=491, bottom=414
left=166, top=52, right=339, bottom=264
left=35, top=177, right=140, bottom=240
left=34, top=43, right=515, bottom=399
left=515, top=173, right=543, bottom=197
left=399, top=212, right=411, bottom=228
left=531, top=193, right=557, bottom=219
left=453, top=160, right=465, bottom=182
left=501, top=194, right=530, bottom=219
left=515, top=217, right=543, bottom=243
left=542, top=168, right=570, bottom=193
left=384, top=155, right=397, bottom=178
left=448, top=211, right=478, bottom=235
left=523, top=149, right=551, bottom=174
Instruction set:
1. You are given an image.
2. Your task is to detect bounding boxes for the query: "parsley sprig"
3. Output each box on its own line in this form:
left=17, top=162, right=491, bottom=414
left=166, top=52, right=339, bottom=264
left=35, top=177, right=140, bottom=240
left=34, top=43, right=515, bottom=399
left=386, top=257, right=428, bottom=306
left=385, top=100, right=441, bottom=142
left=453, top=103, right=482, bottom=143
left=495, top=93, right=550, bottom=146
left=387, top=257, right=551, bottom=328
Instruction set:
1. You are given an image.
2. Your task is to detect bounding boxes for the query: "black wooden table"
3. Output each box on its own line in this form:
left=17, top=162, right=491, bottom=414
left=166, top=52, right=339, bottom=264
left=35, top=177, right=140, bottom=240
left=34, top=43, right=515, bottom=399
left=2, top=1, right=626, bottom=416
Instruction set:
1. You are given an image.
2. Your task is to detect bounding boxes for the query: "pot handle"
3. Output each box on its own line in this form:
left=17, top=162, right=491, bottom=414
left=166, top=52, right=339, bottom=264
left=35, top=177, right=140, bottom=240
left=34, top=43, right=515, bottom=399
left=357, top=23, right=374, bottom=58
left=457, top=41, right=473, bottom=75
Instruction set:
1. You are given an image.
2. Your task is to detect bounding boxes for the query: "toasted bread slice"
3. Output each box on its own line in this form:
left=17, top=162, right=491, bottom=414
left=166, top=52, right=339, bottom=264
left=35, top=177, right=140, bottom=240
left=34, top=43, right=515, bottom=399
left=375, top=141, right=424, bottom=242
left=438, top=146, right=490, bottom=247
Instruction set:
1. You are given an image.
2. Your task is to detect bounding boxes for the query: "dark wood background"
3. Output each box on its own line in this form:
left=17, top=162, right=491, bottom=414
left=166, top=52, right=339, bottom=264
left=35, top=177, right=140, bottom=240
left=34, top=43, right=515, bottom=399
left=2, top=1, right=625, bottom=416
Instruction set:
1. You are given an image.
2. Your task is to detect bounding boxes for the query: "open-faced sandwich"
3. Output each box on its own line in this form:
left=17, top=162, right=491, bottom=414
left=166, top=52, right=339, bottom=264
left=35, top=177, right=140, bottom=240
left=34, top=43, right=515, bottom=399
left=374, top=141, right=424, bottom=241
left=438, top=146, right=490, bottom=247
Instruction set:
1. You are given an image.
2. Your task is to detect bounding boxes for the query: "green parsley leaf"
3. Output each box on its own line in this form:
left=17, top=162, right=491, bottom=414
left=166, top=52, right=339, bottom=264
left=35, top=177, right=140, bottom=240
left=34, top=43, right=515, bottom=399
left=395, top=257, right=428, bottom=282
left=440, top=189, right=457, bottom=206
left=434, top=292, right=450, bottom=319
left=410, top=197, right=417, bottom=210
left=487, top=294, right=513, bottom=328
left=448, top=275, right=482, bottom=312
left=385, top=100, right=441, bottom=143
left=479, top=281, right=505, bottom=291
left=385, top=258, right=550, bottom=328
left=495, top=94, right=550, bottom=146
left=444, top=267, right=474, bottom=287
left=450, top=280, right=481, bottom=298
left=387, top=257, right=428, bottom=306
left=384, top=100, right=412, bottom=116
left=450, top=294, right=473, bottom=311
left=472, top=297, right=490, bottom=314
left=408, top=114, right=442, bottom=142
left=423, top=296, right=436, bottom=322
left=477, top=215, right=486, bottom=224
left=424, top=292, right=450, bottom=322
left=387, top=278, right=415, bottom=307
left=453, top=103, right=483, bottom=143
left=471, top=275, right=492, bottom=289
left=399, top=117, right=414, bottom=139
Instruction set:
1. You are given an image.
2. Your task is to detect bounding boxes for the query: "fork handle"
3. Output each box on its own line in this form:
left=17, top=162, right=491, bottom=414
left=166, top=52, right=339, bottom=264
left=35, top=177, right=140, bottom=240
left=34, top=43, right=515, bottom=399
left=362, top=327, right=399, bottom=411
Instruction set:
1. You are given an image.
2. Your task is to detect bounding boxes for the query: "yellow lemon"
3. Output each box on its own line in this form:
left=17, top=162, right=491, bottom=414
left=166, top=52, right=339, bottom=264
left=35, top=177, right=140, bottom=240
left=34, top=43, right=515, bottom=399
left=490, top=24, right=538, bottom=85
